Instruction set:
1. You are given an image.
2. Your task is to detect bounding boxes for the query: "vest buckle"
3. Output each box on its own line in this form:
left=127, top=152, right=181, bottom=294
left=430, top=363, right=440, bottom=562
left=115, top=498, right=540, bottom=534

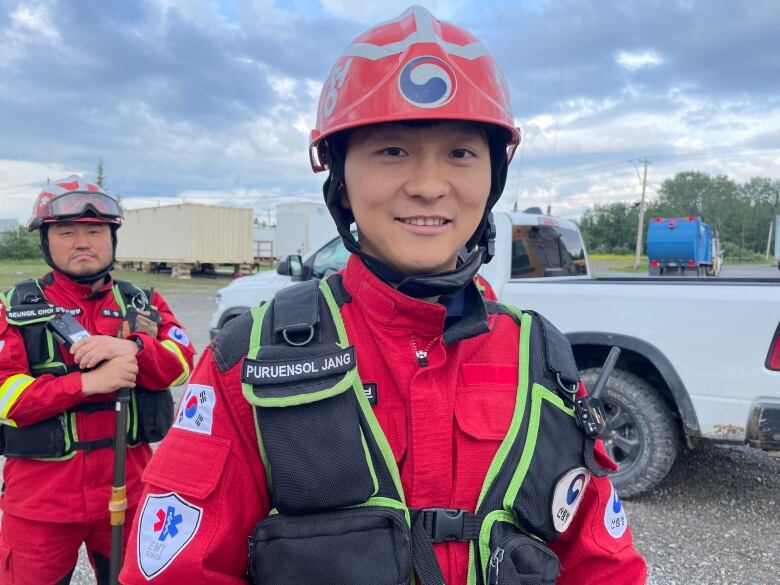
left=421, top=507, right=467, bottom=543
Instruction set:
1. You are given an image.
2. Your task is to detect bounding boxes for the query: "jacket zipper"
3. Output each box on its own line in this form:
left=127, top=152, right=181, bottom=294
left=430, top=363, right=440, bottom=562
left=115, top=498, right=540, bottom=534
left=410, top=335, right=438, bottom=367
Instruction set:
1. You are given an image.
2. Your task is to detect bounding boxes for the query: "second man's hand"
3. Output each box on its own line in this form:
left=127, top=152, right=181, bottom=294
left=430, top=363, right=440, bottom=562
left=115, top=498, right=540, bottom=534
left=71, top=335, right=139, bottom=370
left=81, top=354, right=139, bottom=396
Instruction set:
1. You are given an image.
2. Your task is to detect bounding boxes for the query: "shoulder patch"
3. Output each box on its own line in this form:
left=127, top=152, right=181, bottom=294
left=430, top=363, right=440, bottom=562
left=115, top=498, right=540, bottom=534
left=604, top=482, right=628, bottom=538
left=168, top=326, right=190, bottom=346
left=173, top=384, right=216, bottom=435
left=552, top=467, right=591, bottom=532
left=137, top=492, right=202, bottom=579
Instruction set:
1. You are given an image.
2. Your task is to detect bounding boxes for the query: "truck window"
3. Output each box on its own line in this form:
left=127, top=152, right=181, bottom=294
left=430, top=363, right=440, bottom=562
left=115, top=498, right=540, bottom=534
left=511, top=225, right=587, bottom=278
left=311, top=237, right=351, bottom=279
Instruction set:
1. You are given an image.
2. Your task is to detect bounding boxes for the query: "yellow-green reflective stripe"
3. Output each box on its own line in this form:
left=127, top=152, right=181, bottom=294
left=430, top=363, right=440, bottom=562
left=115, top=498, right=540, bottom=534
left=112, top=285, right=127, bottom=316
left=320, top=278, right=407, bottom=505
left=0, top=374, right=34, bottom=420
left=242, top=302, right=273, bottom=486
left=161, top=340, right=190, bottom=386
left=475, top=307, right=529, bottom=509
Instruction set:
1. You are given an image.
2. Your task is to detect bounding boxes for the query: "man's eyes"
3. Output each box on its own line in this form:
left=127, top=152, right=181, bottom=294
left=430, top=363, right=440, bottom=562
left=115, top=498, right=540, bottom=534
left=379, top=147, right=407, bottom=156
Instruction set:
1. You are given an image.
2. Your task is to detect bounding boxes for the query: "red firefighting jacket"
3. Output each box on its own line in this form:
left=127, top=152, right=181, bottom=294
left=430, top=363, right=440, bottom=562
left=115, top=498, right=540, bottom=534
left=0, top=270, right=195, bottom=523
left=120, top=256, right=646, bottom=584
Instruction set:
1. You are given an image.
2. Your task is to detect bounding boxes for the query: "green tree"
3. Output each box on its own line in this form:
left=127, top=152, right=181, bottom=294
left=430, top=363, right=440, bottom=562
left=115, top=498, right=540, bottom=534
left=579, top=202, right=640, bottom=253
left=0, top=227, right=40, bottom=260
left=96, top=159, right=106, bottom=189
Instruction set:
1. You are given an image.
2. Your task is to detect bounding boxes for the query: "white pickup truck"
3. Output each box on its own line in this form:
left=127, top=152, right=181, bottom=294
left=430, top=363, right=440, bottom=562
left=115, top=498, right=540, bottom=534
left=211, top=210, right=780, bottom=497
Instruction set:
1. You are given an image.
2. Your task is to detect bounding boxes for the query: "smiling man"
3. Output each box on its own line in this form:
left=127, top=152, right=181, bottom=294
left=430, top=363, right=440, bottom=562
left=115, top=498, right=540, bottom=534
left=120, top=7, right=646, bottom=585
left=0, top=177, right=195, bottom=584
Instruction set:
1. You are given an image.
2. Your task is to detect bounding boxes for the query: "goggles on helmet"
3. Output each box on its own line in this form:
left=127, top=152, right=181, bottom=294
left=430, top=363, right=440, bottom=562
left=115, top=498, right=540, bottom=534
left=46, top=191, right=122, bottom=220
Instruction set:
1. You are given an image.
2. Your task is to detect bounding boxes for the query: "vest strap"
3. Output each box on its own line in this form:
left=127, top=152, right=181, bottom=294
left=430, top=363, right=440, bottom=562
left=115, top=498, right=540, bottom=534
left=71, top=438, right=115, bottom=452
left=410, top=514, right=447, bottom=585
left=272, top=279, right=320, bottom=345
left=69, top=399, right=116, bottom=414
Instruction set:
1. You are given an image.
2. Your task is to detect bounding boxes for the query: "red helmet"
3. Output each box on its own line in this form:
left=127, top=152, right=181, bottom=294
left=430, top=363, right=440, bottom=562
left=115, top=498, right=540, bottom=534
left=309, top=5, right=521, bottom=172
left=28, top=175, right=123, bottom=231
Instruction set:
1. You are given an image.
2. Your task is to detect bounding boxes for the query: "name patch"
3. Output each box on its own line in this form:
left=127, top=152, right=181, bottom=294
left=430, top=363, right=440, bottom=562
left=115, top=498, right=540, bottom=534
left=101, top=309, right=123, bottom=318
left=242, top=346, right=355, bottom=385
left=55, top=306, right=82, bottom=316
left=7, top=304, right=55, bottom=322
left=363, top=383, right=378, bottom=406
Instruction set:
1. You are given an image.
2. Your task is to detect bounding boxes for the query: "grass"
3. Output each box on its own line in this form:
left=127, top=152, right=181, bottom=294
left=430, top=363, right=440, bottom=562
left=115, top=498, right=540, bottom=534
left=589, top=254, right=648, bottom=262
left=0, top=260, right=270, bottom=295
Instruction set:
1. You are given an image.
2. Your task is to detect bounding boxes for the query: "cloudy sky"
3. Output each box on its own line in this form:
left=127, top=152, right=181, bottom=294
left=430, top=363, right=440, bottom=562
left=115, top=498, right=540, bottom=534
left=1, top=0, right=779, bottom=225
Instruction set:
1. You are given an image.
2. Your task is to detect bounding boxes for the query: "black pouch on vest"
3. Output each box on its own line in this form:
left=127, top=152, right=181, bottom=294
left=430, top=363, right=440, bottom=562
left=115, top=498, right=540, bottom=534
left=243, top=320, right=377, bottom=515
left=510, top=389, right=585, bottom=541
left=3, top=415, right=67, bottom=458
left=134, top=388, right=174, bottom=444
left=249, top=506, right=411, bottom=585
left=486, top=521, right=560, bottom=585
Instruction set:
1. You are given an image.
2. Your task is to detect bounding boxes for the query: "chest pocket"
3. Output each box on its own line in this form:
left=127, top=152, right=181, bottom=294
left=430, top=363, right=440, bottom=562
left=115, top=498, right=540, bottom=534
left=455, top=363, right=517, bottom=440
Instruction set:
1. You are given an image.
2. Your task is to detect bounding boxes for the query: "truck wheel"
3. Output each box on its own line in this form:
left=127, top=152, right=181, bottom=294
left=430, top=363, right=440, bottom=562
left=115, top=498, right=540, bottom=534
left=580, top=367, right=679, bottom=498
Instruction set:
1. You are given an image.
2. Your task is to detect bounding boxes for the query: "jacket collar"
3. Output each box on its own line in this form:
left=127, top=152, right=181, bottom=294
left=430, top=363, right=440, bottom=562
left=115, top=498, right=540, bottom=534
left=48, top=270, right=114, bottom=299
left=340, top=255, right=489, bottom=343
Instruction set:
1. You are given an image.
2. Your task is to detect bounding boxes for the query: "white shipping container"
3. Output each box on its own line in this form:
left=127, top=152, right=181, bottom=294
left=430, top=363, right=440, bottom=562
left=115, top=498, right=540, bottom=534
left=253, top=225, right=277, bottom=259
left=275, top=202, right=335, bottom=258
left=116, top=203, right=253, bottom=264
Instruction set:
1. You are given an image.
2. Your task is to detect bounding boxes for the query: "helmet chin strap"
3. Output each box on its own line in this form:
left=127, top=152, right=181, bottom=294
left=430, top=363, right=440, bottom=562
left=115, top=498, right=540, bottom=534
left=40, top=226, right=116, bottom=286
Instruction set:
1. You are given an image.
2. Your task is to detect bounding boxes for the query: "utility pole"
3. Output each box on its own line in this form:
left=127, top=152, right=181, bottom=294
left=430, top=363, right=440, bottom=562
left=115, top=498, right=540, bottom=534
left=631, top=158, right=650, bottom=269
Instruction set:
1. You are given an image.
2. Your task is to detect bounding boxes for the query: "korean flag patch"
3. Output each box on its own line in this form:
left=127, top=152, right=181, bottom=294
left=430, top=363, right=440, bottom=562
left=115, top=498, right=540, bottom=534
left=137, top=492, right=202, bottom=579
left=168, top=326, right=190, bottom=346
left=173, top=384, right=215, bottom=436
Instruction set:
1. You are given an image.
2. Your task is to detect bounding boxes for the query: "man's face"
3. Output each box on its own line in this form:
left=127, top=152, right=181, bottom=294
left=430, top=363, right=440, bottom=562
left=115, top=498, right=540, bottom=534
left=47, top=221, right=113, bottom=277
left=343, top=122, right=492, bottom=275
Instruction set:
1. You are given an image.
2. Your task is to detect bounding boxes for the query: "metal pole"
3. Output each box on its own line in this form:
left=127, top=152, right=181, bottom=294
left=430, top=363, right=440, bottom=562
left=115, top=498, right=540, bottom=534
left=766, top=220, right=773, bottom=260
left=633, top=159, right=649, bottom=269
left=109, top=388, right=132, bottom=584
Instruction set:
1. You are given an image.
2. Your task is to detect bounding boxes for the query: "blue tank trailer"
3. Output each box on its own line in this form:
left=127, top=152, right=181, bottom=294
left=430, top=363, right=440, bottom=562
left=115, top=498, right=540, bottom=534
left=646, top=217, right=722, bottom=276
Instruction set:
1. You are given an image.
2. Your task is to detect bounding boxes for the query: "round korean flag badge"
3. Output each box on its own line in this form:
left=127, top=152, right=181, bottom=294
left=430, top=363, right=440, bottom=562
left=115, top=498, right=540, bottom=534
left=552, top=467, right=591, bottom=532
left=168, top=326, right=190, bottom=346
left=604, top=481, right=628, bottom=539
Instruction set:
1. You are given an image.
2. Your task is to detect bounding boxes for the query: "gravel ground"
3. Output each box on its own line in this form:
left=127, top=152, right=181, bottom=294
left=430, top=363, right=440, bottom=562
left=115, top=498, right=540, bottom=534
left=10, top=286, right=780, bottom=584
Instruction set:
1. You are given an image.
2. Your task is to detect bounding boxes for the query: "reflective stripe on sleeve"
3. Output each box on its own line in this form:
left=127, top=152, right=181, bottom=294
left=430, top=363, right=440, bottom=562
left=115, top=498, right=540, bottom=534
left=161, top=339, right=191, bottom=386
left=0, top=374, right=35, bottom=426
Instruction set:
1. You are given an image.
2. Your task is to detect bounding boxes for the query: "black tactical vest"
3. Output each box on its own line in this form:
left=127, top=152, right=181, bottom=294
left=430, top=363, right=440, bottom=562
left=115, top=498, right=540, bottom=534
left=213, top=275, right=609, bottom=585
left=0, top=276, right=174, bottom=459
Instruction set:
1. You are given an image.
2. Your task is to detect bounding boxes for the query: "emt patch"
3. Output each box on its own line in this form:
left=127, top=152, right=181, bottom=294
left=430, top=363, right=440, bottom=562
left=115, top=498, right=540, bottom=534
left=604, top=482, right=628, bottom=538
left=137, top=492, right=202, bottom=579
left=173, top=384, right=215, bottom=436
left=552, top=467, right=591, bottom=533
left=168, top=326, right=190, bottom=346
left=242, top=346, right=355, bottom=385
